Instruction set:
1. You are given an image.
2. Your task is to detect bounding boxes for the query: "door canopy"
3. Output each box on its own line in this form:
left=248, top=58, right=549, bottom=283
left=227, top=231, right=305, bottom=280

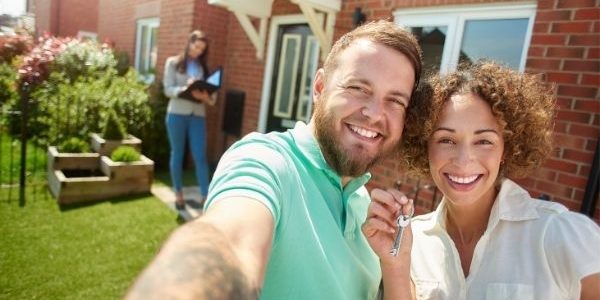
left=208, top=0, right=340, bottom=60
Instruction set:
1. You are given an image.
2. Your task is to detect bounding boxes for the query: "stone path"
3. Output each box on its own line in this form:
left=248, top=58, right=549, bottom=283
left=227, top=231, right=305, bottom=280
left=151, top=185, right=204, bottom=221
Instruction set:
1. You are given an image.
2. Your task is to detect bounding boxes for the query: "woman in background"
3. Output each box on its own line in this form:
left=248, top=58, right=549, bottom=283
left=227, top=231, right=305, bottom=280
left=163, top=30, right=215, bottom=209
left=363, top=62, right=600, bottom=299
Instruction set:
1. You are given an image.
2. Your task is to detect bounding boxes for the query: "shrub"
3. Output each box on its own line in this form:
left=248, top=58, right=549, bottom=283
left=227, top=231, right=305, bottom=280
left=0, top=63, right=18, bottom=107
left=58, top=137, right=91, bottom=153
left=53, top=40, right=116, bottom=81
left=0, top=34, right=33, bottom=64
left=102, top=108, right=127, bottom=140
left=137, top=81, right=169, bottom=168
left=111, top=146, right=140, bottom=162
left=18, top=35, right=69, bottom=90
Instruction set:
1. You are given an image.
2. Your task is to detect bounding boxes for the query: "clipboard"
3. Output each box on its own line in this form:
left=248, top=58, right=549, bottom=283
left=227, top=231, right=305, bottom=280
left=178, top=67, right=223, bottom=101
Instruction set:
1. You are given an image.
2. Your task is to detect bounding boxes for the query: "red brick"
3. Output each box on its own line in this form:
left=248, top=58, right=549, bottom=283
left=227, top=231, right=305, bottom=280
left=536, top=10, right=572, bottom=21
left=546, top=46, right=585, bottom=58
left=557, top=0, right=597, bottom=8
left=569, top=34, right=600, bottom=46
left=585, top=135, right=600, bottom=152
left=557, top=173, right=588, bottom=189
left=536, top=180, right=573, bottom=198
left=552, top=21, right=593, bottom=33
left=579, top=164, right=592, bottom=176
left=534, top=168, right=558, bottom=181
left=581, top=73, right=599, bottom=86
left=573, top=99, right=600, bottom=111
left=555, top=121, right=569, bottom=133
left=533, top=22, right=550, bottom=34
left=530, top=34, right=567, bottom=45
left=526, top=58, right=561, bottom=70
left=556, top=97, right=573, bottom=109
left=570, top=121, right=600, bottom=138
left=553, top=133, right=588, bottom=150
left=563, top=148, right=595, bottom=163
left=557, top=85, right=598, bottom=98
left=527, top=46, right=545, bottom=57
left=546, top=72, right=579, bottom=84
left=574, top=8, right=600, bottom=20
left=557, top=110, right=593, bottom=123
left=544, top=157, right=580, bottom=173
left=537, top=0, right=555, bottom=9
left=563, top=60, right=600, bottom=72
left=587, top=47, right=600, bottom=59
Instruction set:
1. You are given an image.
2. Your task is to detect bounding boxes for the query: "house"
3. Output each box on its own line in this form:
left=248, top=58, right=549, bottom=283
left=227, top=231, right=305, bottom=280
left=32, top=0, right=599, bottom=220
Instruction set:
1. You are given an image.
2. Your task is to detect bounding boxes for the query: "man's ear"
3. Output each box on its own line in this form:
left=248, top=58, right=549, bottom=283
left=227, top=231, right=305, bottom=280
left=312, top=68, right=325, bottom=104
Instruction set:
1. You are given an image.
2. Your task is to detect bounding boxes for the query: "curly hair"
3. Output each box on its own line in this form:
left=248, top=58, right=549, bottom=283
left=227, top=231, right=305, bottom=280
left=400, top=61, right=556, bottom=179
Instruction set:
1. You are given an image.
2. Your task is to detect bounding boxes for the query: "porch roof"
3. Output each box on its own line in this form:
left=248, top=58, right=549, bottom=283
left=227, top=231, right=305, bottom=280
left=208, top=0, right=340, bottom=60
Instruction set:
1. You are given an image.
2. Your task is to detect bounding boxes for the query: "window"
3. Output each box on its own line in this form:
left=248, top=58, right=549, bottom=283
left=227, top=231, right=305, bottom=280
left=135, top=18, right=159, bottom=83
left=394, top=3, right=535, bottom=73
left=77, top=30, right=97, bottom=41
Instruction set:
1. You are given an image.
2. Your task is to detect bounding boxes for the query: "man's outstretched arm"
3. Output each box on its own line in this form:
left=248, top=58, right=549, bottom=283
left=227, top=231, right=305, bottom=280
left=125, top=198, right=274, bottom=300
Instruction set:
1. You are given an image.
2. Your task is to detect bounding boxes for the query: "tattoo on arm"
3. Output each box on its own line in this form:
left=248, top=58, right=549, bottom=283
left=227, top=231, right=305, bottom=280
left=126, top=221, right=259, bottom=300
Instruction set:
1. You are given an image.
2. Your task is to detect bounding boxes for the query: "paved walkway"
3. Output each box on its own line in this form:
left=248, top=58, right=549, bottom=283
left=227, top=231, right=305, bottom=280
left=151, top=185, right=204, bottom=221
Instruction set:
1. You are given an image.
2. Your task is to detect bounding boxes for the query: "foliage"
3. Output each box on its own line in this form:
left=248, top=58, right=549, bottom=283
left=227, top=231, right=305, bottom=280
left=0, top=63, right=18, bottom=107
left=111, top=145, right=141, bottom=162
left=17, top=35, right=69, bottom=89
left=102, top=108, right=127, bottom=140
left=53, top=40, right=116, bottom=81
left=136, top=81, right=169, bottom=168
left=0, top=34, right=33, bottom=64
left=114, top=50, right=130, bottom=76
left=58, top=137, right=90, bottom=153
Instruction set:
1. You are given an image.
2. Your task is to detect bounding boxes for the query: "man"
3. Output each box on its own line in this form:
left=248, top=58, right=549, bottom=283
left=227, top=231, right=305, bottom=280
left=126, top=20, right=422, bottom=300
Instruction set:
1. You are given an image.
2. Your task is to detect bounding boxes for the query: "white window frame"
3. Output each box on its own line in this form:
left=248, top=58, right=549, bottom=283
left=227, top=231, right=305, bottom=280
left=394, top=2, right=536, bottom=73
left=77, top=30, right=97, bottom=41
left=134, top=17, right=159, bottom=82
left=273, top=33, right=302, bottom=119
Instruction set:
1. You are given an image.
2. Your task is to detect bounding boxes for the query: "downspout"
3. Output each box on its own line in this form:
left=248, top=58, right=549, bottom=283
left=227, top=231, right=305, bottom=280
left=580, top=138, right=599, bottom=218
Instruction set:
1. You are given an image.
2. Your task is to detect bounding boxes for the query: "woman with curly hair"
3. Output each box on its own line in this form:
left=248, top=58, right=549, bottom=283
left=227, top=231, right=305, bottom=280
left=363, top=62, right=600, bottom=299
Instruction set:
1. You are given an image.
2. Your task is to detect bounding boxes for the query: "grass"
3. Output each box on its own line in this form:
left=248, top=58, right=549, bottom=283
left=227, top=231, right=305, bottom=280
left=0, top=188, right=180, bottom=299
left=0, top=132, right=47, bottom=185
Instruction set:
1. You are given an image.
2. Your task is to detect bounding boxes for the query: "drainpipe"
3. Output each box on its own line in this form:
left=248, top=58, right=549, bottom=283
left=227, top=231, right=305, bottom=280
left=580, top=138, right=599, bottom=218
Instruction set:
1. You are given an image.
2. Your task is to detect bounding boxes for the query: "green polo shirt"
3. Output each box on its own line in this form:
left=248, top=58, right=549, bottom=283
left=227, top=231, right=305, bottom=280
left=206, top=122, right=380, bottom=300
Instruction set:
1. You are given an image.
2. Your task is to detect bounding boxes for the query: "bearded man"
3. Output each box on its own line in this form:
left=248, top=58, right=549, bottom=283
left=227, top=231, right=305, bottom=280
left=127, top=20, right=422, bottom=300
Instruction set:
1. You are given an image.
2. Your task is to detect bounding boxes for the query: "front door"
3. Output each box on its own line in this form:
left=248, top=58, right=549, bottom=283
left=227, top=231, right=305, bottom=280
left=266, top=24, right=320, bottom=132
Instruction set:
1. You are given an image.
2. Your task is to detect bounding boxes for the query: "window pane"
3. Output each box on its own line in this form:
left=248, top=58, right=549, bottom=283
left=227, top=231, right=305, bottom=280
left=459, top=18, right=528, bottom=69
left=410, top=26, right=447, bottom=74
left=274, top=34, right=300, bottom=118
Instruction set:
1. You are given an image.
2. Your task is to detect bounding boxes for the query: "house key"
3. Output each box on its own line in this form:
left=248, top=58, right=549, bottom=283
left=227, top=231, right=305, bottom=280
left=389, top=206, right=414, bottom=256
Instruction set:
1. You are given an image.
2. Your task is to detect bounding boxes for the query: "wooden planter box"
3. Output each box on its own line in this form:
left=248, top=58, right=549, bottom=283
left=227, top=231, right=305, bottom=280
left=99, top=155, right=154, bottom=195
left=47, top=146, right=154, bottom=205
left=90, top=133, right=142, bottom=156
left=47, top=146, right=110, bottom=204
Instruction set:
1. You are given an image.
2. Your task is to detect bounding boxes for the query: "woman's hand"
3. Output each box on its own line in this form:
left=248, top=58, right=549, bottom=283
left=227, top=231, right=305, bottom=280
left=191, top=89, right=211, bottom=103
left=362, top=188, right=414, bottom=264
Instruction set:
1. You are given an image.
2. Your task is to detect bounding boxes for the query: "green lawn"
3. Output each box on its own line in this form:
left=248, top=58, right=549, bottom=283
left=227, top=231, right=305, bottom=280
left=0, top=189, right=180, bottom=299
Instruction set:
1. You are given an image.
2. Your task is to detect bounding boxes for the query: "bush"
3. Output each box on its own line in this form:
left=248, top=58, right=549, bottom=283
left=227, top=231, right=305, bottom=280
left=53, top=40, right=116, bottom=81
left=0, top=34, right=33, bottom=64
left=135, top=80, right=169, bottom=168
left=102, top=108, right=127, bottom=140
left=0, top=63, right=18, bottom=107
left=111, top=146, right=140, bottom=162
left=58, top=137, right=91, bottom=153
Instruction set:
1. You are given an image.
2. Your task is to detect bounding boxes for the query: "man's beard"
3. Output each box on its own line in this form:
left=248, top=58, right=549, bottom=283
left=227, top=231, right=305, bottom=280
left=313, top=96, right=390, bottom=177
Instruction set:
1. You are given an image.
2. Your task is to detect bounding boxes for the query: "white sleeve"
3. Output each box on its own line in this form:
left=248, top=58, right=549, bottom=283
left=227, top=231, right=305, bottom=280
left=544, top=211, right=600, bottom=295
left=162, top=57, right=186, bottom=98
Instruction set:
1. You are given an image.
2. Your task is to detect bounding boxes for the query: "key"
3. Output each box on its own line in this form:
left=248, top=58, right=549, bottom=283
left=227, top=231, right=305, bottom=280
left=389, top=206, right=414, bottom=256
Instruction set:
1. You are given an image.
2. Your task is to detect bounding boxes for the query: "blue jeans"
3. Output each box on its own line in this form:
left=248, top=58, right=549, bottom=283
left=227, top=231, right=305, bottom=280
left=165, top=113, right=209, bottom=196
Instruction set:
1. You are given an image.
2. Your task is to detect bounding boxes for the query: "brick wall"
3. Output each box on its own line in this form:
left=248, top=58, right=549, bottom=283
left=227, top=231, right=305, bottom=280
left=33, top=0, right=99, bottom=37
left=521, top=0, right=599, bottom=219
left=98, top=0, right=160, bottom=64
